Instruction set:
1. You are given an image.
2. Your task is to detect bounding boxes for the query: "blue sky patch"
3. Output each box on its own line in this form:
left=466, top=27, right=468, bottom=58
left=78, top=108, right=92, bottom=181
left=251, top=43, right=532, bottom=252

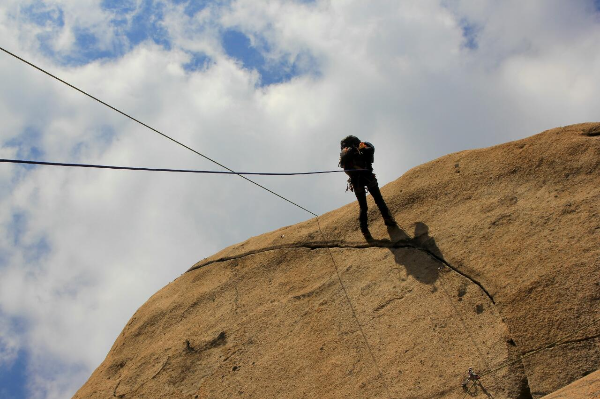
left=125, top=0, right=171, bottom=49
left=101, top=0, right=137, bottom=14
left=460, top=19, right=480, bottom=50
left=171, top=0, right=211, bottom=17
left=5, top=128, right=45, bottom=167
left=66, top=28, right=116, bottom=65
left=223, top=30, right=266, bottom=72
left=0, top=349, right=28, bottom=399
left=71, top=126, right=118, bottom=159
left=6, top=208, right=51, bottom=263
left=35, top=0, right=173, bottom=66
left=594, top=0, right=600, bottom=12
left=7, top=213, right=50, bottom=263
left=10, top=213, right=27, bottom=246
left=96, top=125, right=118, bottom=147
left=0, top=315, right=29, bottom=399
left=183, top=52, right=212, bottom=72
left=21, top=2, right=64, bottom=27
left=36, top=24, right=117, bottom=66
left=24, top=237, right=51, bottom=263
left=222, top=29, right=318, bottom=86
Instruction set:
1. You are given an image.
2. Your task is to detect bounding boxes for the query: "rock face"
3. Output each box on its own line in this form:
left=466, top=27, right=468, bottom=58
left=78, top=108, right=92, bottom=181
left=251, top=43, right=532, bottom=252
left=74, top=123, right=600, bottom=399
left=540, top=369, right=600, bottom=399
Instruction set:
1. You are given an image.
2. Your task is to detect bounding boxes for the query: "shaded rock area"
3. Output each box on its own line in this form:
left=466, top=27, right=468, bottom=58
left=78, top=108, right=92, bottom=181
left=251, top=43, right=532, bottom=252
left=540, top=369, right=600, bottom=399
left=74, top=123, right=599, bottom=399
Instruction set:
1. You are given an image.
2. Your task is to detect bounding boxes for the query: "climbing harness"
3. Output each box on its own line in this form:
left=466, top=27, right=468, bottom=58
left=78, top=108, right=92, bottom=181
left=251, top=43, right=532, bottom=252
left=345, top=178, right=355, bottom=192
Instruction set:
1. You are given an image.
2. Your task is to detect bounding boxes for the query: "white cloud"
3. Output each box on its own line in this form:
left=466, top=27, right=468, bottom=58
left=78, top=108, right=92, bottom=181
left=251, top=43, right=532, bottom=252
left=1, top=1, right=600, bottom=398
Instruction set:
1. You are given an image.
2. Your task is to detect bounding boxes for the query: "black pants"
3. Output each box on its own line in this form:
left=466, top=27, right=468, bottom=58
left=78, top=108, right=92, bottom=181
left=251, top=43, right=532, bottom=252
left=350, top=172, right=392, bottom=230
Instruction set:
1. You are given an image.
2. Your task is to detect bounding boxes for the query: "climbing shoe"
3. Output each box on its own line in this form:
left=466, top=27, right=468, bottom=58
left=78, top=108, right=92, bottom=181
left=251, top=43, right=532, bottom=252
left=361, top=227, right=374, bottom=241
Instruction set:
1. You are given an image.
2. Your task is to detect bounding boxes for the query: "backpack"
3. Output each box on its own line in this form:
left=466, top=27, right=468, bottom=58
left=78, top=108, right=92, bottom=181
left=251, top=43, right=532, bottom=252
left=339, top=142, right=375, bottom=170
left=360, top=141, right=375, bottom=165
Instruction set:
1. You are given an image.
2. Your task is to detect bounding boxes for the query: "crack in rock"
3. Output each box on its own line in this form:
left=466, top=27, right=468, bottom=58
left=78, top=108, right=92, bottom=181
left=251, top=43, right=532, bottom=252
left=522, top=332, right=600, bottom=357
left=187, top=239, right=495, bottom=304
left=185, top=238, right=515, bottom=391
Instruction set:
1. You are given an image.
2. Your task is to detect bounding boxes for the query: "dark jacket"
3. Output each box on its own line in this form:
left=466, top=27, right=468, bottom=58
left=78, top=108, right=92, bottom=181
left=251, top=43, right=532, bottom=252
left=340, top=141, right=374, bottom=173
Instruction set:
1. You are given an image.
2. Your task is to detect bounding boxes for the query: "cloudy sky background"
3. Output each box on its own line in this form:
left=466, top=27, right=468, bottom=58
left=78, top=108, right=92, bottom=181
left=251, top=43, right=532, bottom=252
left=0, top=0, right=599, bottom=398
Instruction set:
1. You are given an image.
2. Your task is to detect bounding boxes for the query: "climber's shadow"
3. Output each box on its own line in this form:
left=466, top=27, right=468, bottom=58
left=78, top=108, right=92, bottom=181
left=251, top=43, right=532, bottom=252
left=386, top=222, right=445, bottom=286
left=463, top=380, right=494, bottom=398
left=385, top=223, right=410, bottom=242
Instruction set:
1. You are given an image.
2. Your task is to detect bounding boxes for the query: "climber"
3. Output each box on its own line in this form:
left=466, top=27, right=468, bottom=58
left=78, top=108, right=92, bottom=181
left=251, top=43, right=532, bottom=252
left=339, top=135, right=396, bottom=240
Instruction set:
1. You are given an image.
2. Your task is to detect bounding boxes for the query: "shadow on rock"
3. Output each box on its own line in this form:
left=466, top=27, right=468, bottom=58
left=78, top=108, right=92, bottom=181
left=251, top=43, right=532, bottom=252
left=411, top=222, right=444, bottom=260
left=463, top=380, right=494, bottom=398
left=386, top=224, right=411, bottom=242
left=385, top=222, right=445, bottom=286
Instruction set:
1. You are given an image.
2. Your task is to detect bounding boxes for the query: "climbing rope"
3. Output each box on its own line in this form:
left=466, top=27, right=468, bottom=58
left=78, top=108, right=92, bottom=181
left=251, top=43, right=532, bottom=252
left=1, top=46, right=392, bottom=397
left=0, top=46, right=317, bottom=216
left=0, top=158, right=353, bottom=176
left=11, top=45, right=594, bottom=399
left=316, top=219, right=394, bottom=399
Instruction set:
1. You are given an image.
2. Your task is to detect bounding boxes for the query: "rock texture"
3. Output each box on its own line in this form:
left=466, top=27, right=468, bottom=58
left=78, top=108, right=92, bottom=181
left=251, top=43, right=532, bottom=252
left=540, top=369, right=600, bottom=399
left=74, top=123, right=600, bottom=399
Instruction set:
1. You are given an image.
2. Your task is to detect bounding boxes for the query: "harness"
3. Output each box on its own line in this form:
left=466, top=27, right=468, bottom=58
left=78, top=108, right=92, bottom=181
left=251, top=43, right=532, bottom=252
left=339, top=142, right=375, bottom=193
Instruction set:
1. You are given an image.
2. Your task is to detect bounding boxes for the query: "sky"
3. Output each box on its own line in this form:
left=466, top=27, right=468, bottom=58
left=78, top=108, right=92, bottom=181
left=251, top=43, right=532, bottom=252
left=0, top=1, right=599, bottom=398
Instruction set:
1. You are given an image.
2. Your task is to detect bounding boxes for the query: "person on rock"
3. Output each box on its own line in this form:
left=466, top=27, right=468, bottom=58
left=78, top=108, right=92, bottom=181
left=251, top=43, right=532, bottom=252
left=339, top=135, right=396, bottom=240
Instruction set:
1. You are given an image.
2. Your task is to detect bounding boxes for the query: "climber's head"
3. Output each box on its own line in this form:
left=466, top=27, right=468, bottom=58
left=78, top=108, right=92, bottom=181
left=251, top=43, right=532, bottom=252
left=340, top=135, right=361, bottom=150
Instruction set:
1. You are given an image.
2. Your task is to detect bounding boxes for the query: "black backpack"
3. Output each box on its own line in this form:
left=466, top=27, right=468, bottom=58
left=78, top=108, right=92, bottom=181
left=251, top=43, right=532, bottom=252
left=339, top=142, right=375, bottom=170
left=360, top=141, right=375, bottom=165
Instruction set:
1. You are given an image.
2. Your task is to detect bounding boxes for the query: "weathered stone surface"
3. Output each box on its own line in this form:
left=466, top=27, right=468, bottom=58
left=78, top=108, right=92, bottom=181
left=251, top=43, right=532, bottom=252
left=540, top=369, right=600, bottom=399
left=74, top=123, right=600, bottom=399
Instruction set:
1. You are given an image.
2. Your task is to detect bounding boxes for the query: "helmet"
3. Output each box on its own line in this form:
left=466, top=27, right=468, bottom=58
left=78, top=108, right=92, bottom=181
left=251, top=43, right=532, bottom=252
left=340, top=135, right=361, bottom=150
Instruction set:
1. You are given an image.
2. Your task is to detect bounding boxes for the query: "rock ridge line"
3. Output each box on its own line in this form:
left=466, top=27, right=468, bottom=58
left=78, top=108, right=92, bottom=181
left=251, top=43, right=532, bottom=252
left=187, top=238, right=496, bottom=304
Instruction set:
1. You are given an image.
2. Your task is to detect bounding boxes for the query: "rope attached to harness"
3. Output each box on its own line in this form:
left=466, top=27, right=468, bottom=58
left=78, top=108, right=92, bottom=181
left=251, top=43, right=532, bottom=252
left=0, top=159, right=369, bottom=176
